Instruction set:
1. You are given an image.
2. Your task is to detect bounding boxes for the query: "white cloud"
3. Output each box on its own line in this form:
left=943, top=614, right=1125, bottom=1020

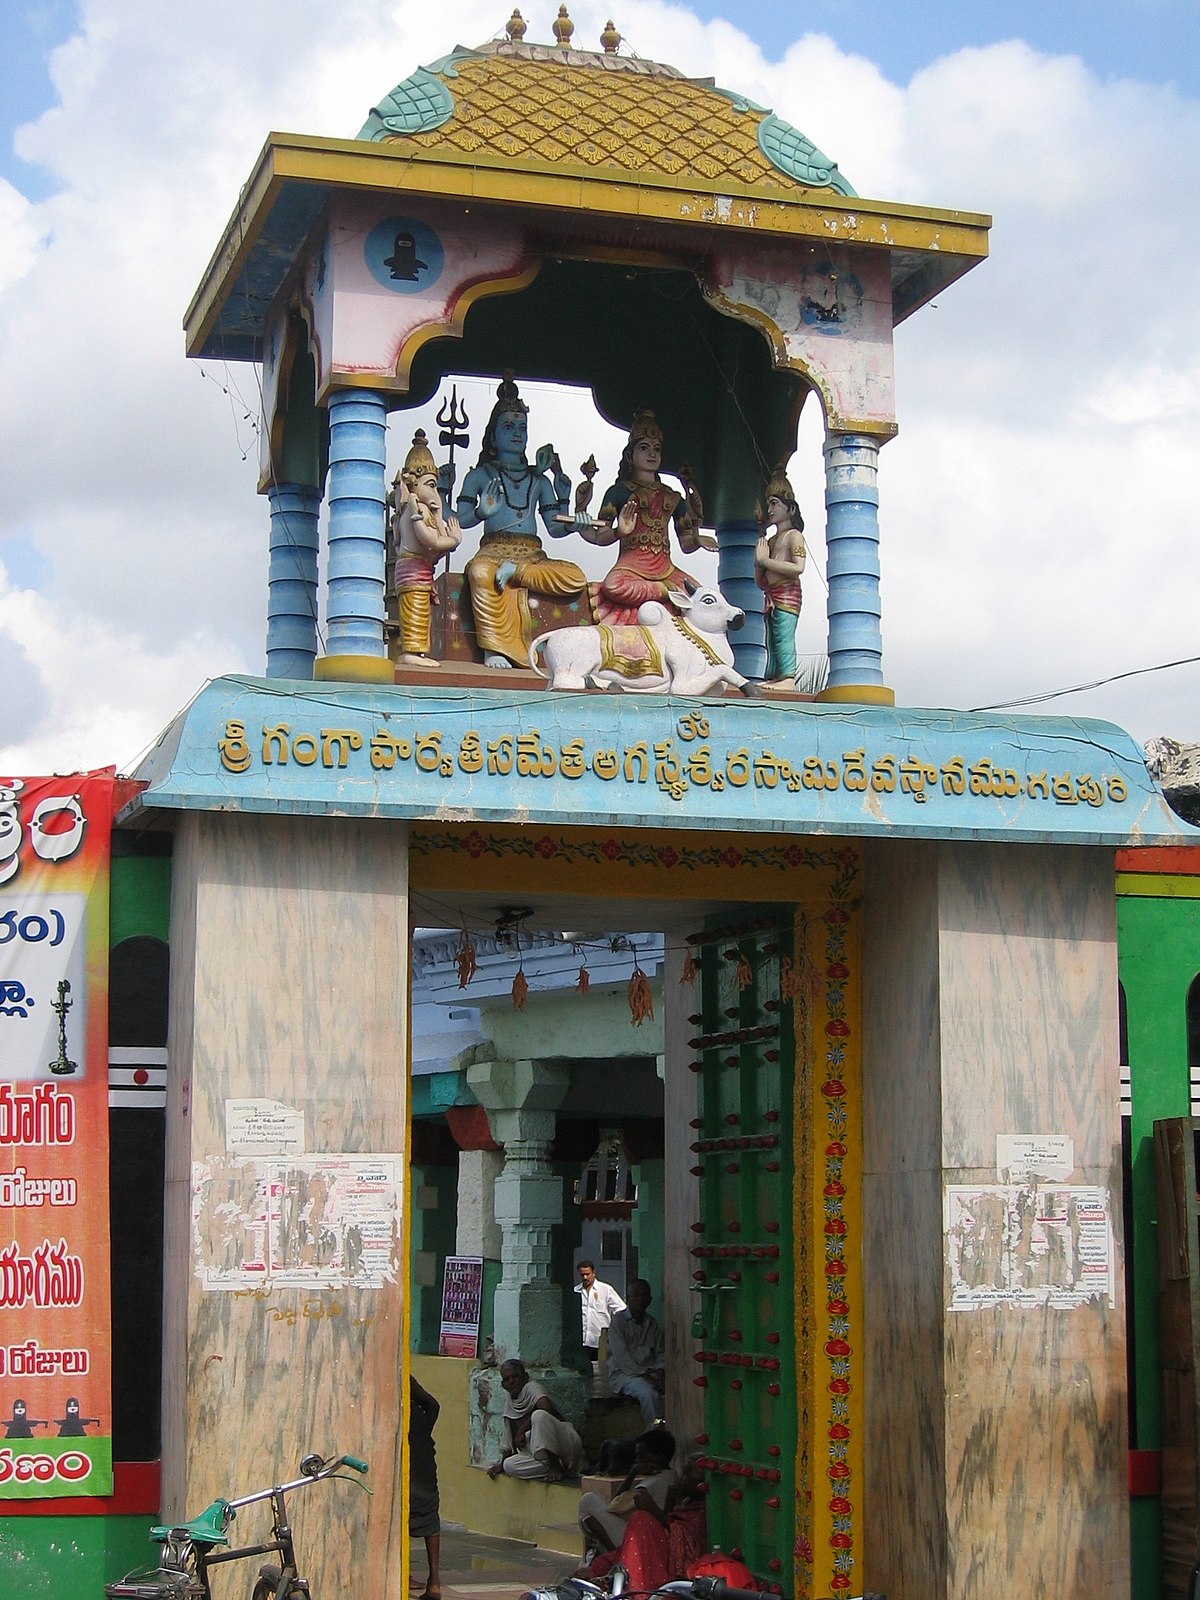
left=1, top=0, right=1198, bottom=776
left=0, top=180, right=48, bottom=293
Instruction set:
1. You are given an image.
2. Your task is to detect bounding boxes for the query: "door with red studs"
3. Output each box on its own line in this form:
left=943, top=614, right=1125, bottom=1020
left=685, top=912, right=795, bottom=1592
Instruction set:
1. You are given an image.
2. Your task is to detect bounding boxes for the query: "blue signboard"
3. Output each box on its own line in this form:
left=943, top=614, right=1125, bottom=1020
left=127, top=676, right=1192, bottom=847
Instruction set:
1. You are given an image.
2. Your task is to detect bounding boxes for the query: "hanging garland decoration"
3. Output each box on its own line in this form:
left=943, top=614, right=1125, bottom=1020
left=576, top=962, right=591, bottom=995
left=511, top=927, right=528, bottom=1011
left=628, top=949, right=655, bottom=1026
left=680, top=951, right=698, bottom=985
left=454, top=930, right=478, bottom=990
left=735, top=951, right=754, bottom=992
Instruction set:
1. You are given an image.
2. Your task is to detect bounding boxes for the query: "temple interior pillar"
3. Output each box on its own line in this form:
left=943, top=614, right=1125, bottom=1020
left=465, top=1056, right=570, bottom=1366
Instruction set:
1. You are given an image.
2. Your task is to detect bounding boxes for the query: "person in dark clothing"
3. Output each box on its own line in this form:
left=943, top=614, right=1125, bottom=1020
left=410, top=1376, right=442, bottom=1600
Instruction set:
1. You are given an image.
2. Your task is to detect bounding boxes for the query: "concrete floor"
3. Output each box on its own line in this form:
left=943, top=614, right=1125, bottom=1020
left=412, top=1525, right=581, bottom=1600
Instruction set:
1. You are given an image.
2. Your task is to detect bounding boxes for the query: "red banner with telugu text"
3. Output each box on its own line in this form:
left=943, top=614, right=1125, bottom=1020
left=0, top=771, right=114, bottom=1498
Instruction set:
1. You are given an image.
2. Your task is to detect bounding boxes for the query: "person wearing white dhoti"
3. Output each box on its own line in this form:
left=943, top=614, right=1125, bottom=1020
left=486, top=1360, right=584, bottom=1482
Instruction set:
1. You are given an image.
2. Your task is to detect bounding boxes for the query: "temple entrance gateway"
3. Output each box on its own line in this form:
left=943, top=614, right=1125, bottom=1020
left=405, top=826, right=862, bottom=1595
left=146, top=11, right=1187, bottom=1599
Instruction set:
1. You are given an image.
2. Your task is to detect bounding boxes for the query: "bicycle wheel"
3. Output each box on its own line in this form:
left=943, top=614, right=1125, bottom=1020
left=251, top=1564, right=302, bottom=1600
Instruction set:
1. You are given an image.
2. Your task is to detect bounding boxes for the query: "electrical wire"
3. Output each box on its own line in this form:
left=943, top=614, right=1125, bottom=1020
left=970, top=652, right=1200, bottom=713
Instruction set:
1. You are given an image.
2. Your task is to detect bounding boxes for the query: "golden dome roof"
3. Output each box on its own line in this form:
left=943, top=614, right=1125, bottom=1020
left=359, top=35, right=854, bottom=197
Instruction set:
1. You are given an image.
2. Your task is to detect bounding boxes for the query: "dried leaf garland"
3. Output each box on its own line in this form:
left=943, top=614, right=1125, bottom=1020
left=576, top=963, right=591, bottom=995
left=780, top=956, right=802, bottom=1002
left=454, top=931, right=478, bottom=990
left=512, top=967, right=529, bottom=1011
left=628, top=966, right=654, bottom=1025
left=680, top=953, right=698, bottom=985
left=735, top=954, right=754, bottom=992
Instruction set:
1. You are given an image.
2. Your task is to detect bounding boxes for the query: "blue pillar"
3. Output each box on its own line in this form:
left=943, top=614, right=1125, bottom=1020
left=716, top=518, right=767, bottom=681
left=265, top=483, right=320, bottom=680
left=315, top=388, right=393, bottom=683
left=821, top=432, right=892, bottom=702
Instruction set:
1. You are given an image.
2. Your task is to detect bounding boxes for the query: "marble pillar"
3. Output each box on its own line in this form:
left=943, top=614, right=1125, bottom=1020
left=162, top=812, right=408, bottom=1598
left=466, top=1057, right=569, bottom=1366
left=861, top=839, right=1128, bottom=1599
left=265, top=482, right=320, bottom=679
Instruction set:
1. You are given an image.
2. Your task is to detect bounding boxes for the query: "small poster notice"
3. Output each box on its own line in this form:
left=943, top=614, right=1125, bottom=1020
left=996, top=1133, right=1074, bottom=1183
left=225, top=1098, right=306, bottom=1157
left=0, top=771, right=116, bottom=1499
left=438, top=1255, right=484, bottom=1357
left=946, top=1183, right=1115, bottom=1311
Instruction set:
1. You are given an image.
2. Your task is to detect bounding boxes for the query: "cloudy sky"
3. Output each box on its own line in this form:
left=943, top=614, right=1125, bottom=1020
left=1, top=0, right=1198, bottom=773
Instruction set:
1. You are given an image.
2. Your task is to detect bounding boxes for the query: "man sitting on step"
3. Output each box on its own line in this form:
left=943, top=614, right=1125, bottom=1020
left=486, top=1359, right=584, bottom=1483
left=605, top=1279, right=667, bottom=1427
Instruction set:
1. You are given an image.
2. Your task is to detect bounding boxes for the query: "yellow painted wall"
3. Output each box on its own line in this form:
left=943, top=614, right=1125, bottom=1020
left=411, top=1355, right=582, bottom=1553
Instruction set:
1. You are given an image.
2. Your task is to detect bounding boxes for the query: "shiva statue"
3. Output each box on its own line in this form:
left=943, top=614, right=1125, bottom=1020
left=457, top=373, right=588, bottom=668
left=580, top=407, right=717, bottom=625
left=754, top=468, right=806, bottom=688
left=387, top=428, right=462, bottom=666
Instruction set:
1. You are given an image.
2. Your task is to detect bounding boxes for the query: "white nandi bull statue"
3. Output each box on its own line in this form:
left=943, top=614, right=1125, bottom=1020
left=529, top=587, right=755, bottom=696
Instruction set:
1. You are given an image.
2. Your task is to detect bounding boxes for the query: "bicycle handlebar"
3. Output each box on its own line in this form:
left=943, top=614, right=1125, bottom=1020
left=224, top=1450, right=369, bottom=1511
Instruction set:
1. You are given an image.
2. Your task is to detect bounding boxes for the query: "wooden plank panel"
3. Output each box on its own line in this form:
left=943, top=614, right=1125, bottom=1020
left=162, top=812, right=408, bottom=1597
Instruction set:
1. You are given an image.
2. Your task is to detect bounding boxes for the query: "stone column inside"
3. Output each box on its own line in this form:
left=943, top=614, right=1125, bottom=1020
left=861, top=839, right=1128, bottom=1599
left=466, top=1056, right=569, bottom=1366
left=464, top=1057, right=587, bottom=1463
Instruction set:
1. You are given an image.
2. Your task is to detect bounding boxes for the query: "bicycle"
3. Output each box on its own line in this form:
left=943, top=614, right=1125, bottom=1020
left=104, top=1449, right=370, bottom=1599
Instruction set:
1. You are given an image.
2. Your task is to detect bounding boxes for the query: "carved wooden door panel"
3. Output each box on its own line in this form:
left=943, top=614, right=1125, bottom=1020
left=687, top=912, right=795, bottom=1591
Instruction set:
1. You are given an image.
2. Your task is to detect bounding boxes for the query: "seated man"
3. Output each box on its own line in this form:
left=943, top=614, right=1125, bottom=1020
left=606, top=1278, right=666, bottom=1427
left=581, top=1450, right=708, bottom=1588
left=577, top=1427, right=677, bottom=1558
left=486, top=1359, right=583, bottom=1483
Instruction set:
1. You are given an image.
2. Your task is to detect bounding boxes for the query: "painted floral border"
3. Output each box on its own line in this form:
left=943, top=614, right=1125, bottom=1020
left=794, top=850, right=860, bottom=1598
left=411, top=826, right=857, bottom=878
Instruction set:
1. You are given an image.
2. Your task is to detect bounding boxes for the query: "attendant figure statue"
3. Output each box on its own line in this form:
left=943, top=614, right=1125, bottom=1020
left=458, top=373, right=588, bottom=667
left=387, top=429, right=462, bottom=666
left=754, top=469, right=806, bottom=688
left=582, top=408, right=718, bottom=625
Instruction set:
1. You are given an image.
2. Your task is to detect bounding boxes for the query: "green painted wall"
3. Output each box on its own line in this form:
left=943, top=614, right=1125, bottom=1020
left=410, top=1162, right=461, bottom=1354
left=633, top=1158, right=665, bottom=1305
left=110, top=841, right=171, bottom=945
left=553, top=1164, right=588, bottom=1371
left=1118, top=886, right=1200, bottom=1598
left=0, top=1512, right=155, bottom=1599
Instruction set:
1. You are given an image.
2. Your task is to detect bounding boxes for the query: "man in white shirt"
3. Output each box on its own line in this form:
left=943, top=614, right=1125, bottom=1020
left=574, top=1260, right=625, bottom=1358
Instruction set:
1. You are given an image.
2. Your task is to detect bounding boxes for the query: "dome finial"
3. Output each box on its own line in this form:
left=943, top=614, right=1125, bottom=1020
left=552, top=4, right=575, bottom=49
left=505, top=8, right=527, bottom=42
left=600, top=19, right=621, bottom=53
